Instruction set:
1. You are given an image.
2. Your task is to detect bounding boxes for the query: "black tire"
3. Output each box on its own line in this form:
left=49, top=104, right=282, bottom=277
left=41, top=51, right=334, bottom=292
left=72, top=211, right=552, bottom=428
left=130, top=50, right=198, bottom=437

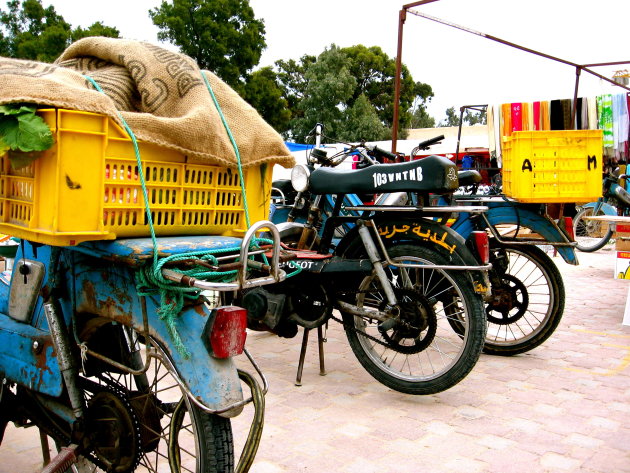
left=54, top=403, right=233, bottom=473
left=483, top=244, right=565, bottom=356
left=574, top=206, right=614, bottom=252
left=56, top=323, right=234, bottom=473
left=341, top=244, right=486, bottom=395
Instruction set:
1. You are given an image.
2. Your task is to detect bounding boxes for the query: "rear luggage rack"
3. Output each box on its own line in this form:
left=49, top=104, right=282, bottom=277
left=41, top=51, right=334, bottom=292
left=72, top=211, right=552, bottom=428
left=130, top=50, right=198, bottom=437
left=161, top=220, right=286, bottom=291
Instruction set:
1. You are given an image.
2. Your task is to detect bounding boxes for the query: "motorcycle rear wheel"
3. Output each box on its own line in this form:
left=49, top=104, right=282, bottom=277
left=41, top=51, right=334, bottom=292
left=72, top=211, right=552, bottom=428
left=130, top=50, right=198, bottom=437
left=574, top=206, right=614, bottom=252
left=482, top=244, right=565, bottom=356
left=53, top=324, right=234, bottom=473
left=341, top=244, right=486, bottom=395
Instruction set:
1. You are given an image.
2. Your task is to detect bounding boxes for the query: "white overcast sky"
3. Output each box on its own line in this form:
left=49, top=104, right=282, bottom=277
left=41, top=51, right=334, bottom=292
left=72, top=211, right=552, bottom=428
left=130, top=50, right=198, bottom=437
left=8, top=0, right=630, bottom=121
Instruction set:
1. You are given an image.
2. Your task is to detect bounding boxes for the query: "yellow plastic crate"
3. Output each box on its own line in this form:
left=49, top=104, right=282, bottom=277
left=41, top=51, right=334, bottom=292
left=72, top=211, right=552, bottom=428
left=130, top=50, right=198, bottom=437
left=0, top=109, right=272, bottom=246
left=501, top=130, right=603, bottom=203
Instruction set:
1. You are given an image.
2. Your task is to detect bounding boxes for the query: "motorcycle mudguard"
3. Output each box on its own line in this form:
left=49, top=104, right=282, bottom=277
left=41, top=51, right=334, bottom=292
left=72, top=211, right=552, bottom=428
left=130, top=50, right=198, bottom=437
left=7, top=242, right=243, bottom=416
left=581, top=201, right=617, bottom=215
left=450, top=204, right=579, bottom=265
left=71, top=265, right=245, bottom=416
left=334, top=217, right=490, bottom=296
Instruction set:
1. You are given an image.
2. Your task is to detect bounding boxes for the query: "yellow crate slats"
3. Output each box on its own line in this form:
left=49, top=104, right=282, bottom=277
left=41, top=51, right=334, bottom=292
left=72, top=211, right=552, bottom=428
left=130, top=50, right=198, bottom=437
left=502, top=130, right=603, bottom=203
left=0, top=109, right=271, bottom=245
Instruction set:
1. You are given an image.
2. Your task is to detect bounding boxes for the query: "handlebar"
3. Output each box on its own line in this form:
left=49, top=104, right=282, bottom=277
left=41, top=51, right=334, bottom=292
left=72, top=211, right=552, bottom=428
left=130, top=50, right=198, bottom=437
left=308, top=141, right=401, bottom=168
left=365, top=144, right=399, bottom=163
left=416, top=135, right=444, bottom=150
left=604, top=173, right=628, bottom=186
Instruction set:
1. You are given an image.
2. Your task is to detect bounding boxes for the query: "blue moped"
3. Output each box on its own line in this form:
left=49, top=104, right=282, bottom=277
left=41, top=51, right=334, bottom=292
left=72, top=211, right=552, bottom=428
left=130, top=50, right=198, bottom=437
left=0, top=221, right=284, bottom=473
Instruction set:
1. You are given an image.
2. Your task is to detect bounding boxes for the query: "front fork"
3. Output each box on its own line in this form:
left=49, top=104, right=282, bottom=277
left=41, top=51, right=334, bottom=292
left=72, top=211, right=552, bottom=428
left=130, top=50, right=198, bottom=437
left=356, top=221, right=399, bottom=309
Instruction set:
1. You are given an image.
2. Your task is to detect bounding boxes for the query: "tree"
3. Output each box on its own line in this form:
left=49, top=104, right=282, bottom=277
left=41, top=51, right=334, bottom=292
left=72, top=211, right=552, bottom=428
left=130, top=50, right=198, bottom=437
left=439, top=106, right=487, bottom=127
left=278, top=44, right=435, bottom=142
left=341, top=44, right=432, bottom=137
left=464, top=108, right=487, bottom=125
left=240, top=66, right=291, bottom=133
left=439, top=107, right=461, bottom=127
left=274, top=54, right=316, bottom=121
left=150, top=0, right=265, bottom=89
left=343, top=93, right=389, bottom=143
left=410, top=99, right=436, bottom=129
left=0, top=0, right=119, bottom=62
left=72, top=21, right=120, bottom=42
left=290, top=45, right=356, bottom=142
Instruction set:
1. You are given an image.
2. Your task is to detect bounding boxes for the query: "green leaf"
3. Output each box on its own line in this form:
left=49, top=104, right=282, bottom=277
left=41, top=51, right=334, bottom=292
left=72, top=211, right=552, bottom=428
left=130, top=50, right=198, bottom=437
left=8, top=149, right=42, bottom=170
left=15, top=113, right=54, bottom=151
left=0, top=105, right=53, bottom=153
left=0, top=104, right=36, bottom=116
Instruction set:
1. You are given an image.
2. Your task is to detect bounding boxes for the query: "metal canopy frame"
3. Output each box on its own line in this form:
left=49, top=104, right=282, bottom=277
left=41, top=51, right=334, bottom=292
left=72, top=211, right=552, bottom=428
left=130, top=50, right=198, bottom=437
left=392, top=0, right=630, bottom=153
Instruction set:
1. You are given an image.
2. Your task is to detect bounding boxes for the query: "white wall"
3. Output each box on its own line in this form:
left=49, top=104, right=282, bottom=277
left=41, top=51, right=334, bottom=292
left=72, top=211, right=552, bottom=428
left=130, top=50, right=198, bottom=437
left=273, top=125, right=492, bottom=180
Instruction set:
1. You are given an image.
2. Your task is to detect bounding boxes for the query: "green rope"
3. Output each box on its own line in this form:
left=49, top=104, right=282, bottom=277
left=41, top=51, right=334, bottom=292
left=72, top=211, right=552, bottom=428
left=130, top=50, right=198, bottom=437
left=200, top=73, right=304, bottom=277
left=84, top=74, right=301, bottom=357
left=201, top=71, right=251, bottom=228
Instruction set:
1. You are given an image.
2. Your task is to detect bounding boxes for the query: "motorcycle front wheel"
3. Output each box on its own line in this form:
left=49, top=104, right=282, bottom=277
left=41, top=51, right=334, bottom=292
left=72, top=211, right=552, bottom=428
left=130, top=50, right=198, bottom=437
left=53, top=323, right=234, bottom=473
left=482, top=244, right=565, bottom=356
left=574, top=206, right=614, bottom=252
left=341, top=244, right=486, bottom=395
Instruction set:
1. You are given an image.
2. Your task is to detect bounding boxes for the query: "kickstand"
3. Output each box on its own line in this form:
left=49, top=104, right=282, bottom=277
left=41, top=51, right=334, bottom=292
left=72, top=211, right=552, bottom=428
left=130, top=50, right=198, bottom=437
left=40, top=429, right=50, bottom=466
left=295, top=325, right=327, bottom=386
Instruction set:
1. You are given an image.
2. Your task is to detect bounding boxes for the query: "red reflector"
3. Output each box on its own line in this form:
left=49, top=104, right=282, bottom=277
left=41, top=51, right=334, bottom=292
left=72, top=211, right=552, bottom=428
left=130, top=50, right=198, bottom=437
left=564, top=217, right=575, bottom=241
left=210, top=306, right=247, bottom=359
left=472, top=230, right=490, bottom=264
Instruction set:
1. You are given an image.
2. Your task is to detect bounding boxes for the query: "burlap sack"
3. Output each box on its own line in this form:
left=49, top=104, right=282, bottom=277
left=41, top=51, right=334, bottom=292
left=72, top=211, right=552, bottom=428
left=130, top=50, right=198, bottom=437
left=0, top=37, right=295, bottom=169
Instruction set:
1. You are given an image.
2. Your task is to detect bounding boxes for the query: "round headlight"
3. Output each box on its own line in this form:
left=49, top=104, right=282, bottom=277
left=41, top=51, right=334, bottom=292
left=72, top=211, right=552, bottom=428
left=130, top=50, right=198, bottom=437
left=291, top=164, right=310, bottom=192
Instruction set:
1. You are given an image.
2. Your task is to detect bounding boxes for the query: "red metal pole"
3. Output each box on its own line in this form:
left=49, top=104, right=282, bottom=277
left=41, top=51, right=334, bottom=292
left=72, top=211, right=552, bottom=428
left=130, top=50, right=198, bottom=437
left=392, top=8, right=406, bottom=153
left=392, top=0, right=440, bottom=153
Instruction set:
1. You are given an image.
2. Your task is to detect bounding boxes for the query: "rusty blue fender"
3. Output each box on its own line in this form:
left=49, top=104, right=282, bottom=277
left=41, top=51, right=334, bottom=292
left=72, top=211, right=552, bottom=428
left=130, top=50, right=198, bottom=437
left=0, top=238, right=245, bottom=415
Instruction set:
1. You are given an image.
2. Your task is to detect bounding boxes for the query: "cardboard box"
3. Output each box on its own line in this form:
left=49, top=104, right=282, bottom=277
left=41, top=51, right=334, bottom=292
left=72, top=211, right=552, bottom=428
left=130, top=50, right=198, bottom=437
left=615, top=251, right=630, bottom=279
left=615, top=224, right=630, bottom=251
left=616, top=236, right=630, bottom=251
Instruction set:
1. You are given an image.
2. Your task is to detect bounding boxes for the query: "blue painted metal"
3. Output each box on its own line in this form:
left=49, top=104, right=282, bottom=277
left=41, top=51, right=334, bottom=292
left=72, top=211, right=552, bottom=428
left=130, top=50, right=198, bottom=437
left=70, top=257, right=244, bottom=410
left=0, top=276, right=9, bottom=315
left=581, top=201, right=617, bottom=215
left=0, top=239, right=244, bottom=412
left=74, top=235, right=244, bottom=266
left=0, top=312, right=63, bottom=396
left=0, top=241, right=62, bottom=396
left=450, top=201, right=578, bottom=265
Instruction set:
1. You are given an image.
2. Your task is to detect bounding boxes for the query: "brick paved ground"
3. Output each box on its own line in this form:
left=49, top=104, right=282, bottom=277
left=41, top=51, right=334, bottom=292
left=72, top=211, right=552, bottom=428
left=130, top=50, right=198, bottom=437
left=1, top=247, right=629, bottom=472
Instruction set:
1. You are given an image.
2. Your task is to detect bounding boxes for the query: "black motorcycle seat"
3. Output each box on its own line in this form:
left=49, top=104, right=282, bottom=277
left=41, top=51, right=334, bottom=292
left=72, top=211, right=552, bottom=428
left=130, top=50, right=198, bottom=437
left=309, top=155, right=459, bottom=195
left=458, top=170, right=482, bottom=187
